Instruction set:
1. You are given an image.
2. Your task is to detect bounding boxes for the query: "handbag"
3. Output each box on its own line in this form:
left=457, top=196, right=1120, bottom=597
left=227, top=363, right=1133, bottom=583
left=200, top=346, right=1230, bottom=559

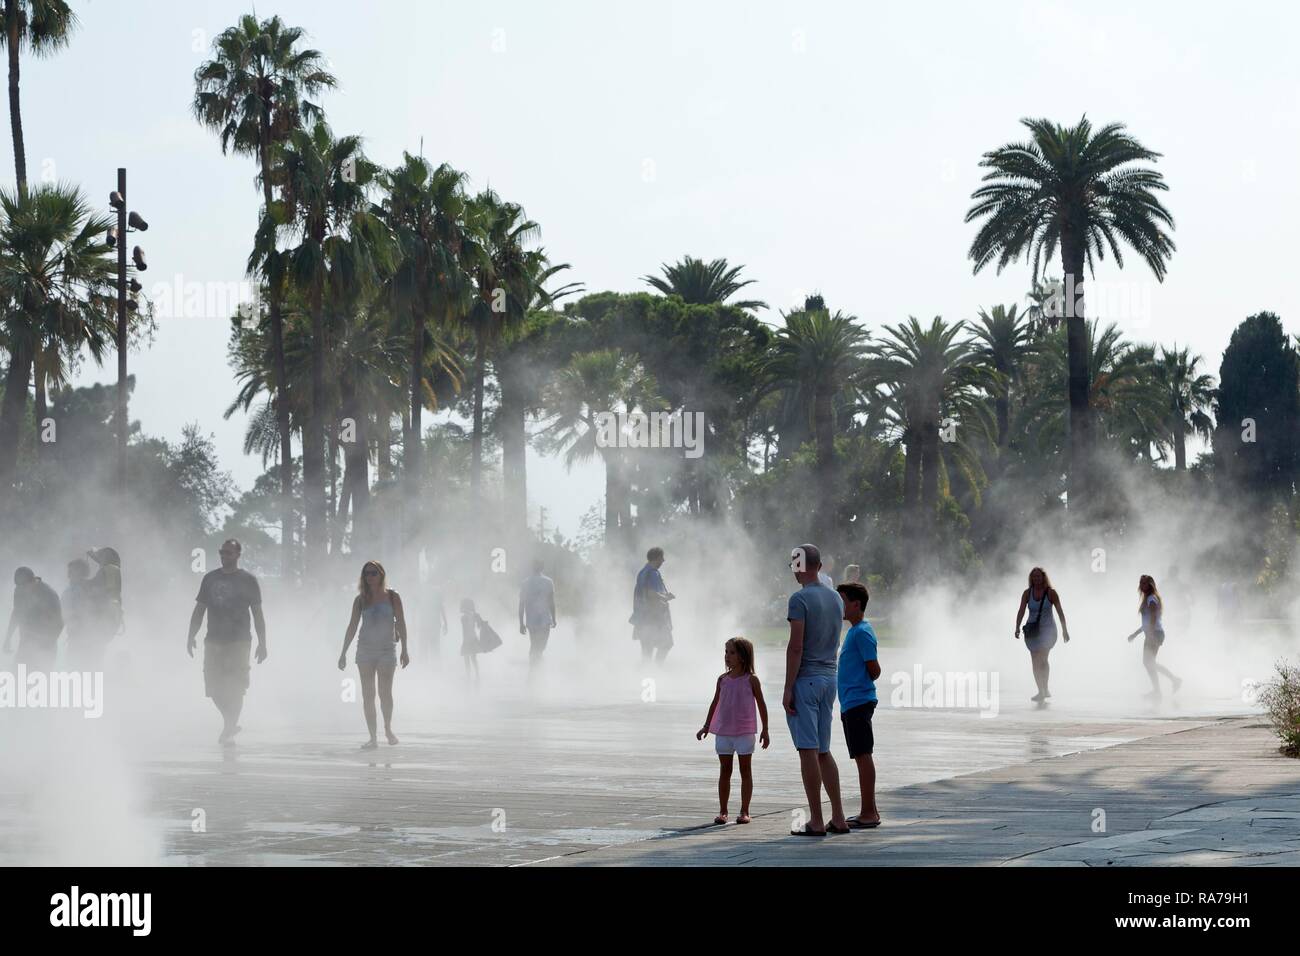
left=1023, top=588, right=1047, bottom=638
left=476, top=617, right=503, bottom=653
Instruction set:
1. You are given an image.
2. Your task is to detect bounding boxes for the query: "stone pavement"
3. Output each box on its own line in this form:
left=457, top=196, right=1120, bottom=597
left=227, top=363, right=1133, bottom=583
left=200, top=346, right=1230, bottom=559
left=535, top=717, right=1300, bottom=866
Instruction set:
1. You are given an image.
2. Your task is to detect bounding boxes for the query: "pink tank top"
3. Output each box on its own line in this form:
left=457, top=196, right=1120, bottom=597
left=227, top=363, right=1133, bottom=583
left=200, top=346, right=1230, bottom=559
left=710, top=673, right=758, bottom=735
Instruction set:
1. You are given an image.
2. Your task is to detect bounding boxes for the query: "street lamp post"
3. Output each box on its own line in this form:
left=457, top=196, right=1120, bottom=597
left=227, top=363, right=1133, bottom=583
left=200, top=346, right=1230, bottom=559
left=107, top=168, right=147, bottom=494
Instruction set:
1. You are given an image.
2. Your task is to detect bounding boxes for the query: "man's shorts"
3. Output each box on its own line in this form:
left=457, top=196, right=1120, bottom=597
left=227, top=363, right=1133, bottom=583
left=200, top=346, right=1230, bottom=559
left=714, top=733, right=756, bottom=756
left=204, top=639, right=251, bottom=700
left=786, top=674, right=836, bottom=753
left=842, top=700, right=878, bottom=758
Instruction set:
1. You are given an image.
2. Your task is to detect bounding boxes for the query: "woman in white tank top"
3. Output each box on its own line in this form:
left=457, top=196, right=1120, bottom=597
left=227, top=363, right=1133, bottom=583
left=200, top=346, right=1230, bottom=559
left=1015, top=566, right=1072, bottom=704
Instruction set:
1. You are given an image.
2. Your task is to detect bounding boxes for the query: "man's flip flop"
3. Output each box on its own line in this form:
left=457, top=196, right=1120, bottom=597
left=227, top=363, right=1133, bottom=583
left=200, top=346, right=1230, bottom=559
left=790, top=824, right=827, bottom=836
left=826, top=823, right=851, bottom=834
left=712, top=816, right=728, bottom=825
left=846, top=816, right=881, bottom=829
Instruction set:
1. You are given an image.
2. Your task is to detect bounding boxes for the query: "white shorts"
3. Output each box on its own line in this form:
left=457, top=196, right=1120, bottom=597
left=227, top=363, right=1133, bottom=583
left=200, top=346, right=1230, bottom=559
left=715, top=733, right=756, bottom=756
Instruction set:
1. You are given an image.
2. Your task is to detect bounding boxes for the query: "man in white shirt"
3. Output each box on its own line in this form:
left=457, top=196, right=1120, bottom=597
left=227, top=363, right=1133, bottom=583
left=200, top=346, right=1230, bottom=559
left=518, top=559, right=557, bottom=670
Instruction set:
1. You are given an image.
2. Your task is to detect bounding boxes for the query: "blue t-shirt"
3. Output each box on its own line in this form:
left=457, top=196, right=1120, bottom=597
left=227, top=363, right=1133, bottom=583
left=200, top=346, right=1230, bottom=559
left=787, top=583, right=844, bottom=678
left=837, top=620, right=879, bottom=710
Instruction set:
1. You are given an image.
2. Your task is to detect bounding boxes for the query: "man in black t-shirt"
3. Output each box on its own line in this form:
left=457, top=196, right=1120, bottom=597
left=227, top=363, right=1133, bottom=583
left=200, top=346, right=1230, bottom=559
left=187, top=539, right=267, bottom=745
left=4, top=567, right=64, bottom=671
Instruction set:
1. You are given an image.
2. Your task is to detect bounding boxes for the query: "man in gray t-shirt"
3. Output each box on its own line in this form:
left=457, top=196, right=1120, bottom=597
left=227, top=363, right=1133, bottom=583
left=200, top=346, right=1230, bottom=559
left=518, top=559, right=557, bottom=670
left=782, top=543, right=847, bottom=836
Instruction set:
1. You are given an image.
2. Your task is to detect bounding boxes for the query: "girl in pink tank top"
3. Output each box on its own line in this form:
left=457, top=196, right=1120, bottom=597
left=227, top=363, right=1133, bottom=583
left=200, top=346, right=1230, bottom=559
left=696, top=637, right=770, bottom=825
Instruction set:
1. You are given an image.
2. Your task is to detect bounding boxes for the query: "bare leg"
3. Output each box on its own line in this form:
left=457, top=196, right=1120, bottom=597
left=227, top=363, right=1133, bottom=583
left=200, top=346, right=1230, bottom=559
left=358, top=661, right=378, bottom=745
left=738, top=754, right=753, bottom=820
left=798, top=748, right=826, bottom=831
left=716, top=754, right=733, bottom=820
left=854, top=754, right=879, bottom=822
left=215, top=694, right=244, bottom=744
left=378, top=661, right=397, bottom=743
left=817, top=751, right=847, bottom=829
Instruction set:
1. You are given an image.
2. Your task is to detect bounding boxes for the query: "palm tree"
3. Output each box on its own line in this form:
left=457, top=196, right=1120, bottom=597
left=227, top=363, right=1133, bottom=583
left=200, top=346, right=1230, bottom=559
left=866, top=316, right=994, bottom=517
left=269, top=120, right=387, bottom=576
left=968, top=304, right=1035, bottom=447
left=537, top=348, right=655, bottom=545
left=1018, top=320, right=1165, bottom=462
left=642, top=256, right=766, bottom=311
left=378, top=154, right=474, bottom=512
left=1155, top=345, right=1215, bottom=471
left=966, top=116, right=1175, bottom=506
left=0, top=183, right=115, bottom=487
left=463, top=190, right=539, bottom=497
left=194, top=13, right=336, bottom=576
left=761, top=302, right=869, bottom=521
left=1, top=0, right=75, bottom=198
left=497, top=260, right=581, bottom=545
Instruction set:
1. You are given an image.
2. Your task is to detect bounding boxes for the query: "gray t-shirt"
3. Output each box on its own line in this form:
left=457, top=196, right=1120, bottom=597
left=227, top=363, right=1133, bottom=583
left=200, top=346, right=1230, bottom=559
left=519, top=573, right=555, bottom=630
left=787, top=582, right=844, bottom=678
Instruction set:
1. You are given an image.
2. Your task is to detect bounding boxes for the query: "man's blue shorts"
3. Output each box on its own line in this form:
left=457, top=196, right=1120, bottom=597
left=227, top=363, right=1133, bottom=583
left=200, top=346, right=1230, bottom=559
left=786, top=674, right=836, bottom=753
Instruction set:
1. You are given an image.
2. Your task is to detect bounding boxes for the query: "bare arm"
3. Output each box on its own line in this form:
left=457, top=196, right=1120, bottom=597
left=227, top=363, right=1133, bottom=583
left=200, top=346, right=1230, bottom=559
left=252, top=604, right=268, bottom=661
left=751, top=674, right=770, bottom=747
left=697, top=677, right=722, bottom=738
left=339, top=596, right=361, bottom=664
left=784, top=619, right=805, bottom=714
left=186, top=602, right=206, bottom=657
left=392, top=592, right=410, bottom=666
left=1050, top=589, right=1070, bottom=641
left=1014, top=590, right=1027, bottom=638
left=867, top=659, right=882, bottom=681
left=549, top=585, right=557, bottom=627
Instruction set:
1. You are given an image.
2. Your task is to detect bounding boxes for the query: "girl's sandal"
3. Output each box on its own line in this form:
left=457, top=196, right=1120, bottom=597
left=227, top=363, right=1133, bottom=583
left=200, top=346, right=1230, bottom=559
left=712, top=815, right=728, bottom=825
left=737, top=814, right=752, bottom=824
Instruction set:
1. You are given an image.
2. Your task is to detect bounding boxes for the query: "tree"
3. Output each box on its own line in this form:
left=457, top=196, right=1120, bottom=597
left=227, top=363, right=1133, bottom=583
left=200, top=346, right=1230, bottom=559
left=194, top=14, right=335, bottom=576
left=762, top=301, right=869, bottom=537
left=641, top=256, right=766, bottom=311
left=379, top=155, right=474, bottom=516
left=966, top=117, right=1175, bottom=508
left=1213, top=312, right=1300, bottom=494
left=0, top=184, right=115, bottom=490
left=866, top=316, right=993, bottom=521
left=1, top=0, right=75, bottom=199
left=1155, top=345, right=1214, bottom=471
left=270, top=120, right=388, bottom=577
left=538, top=348, right=656, bottom=545
left=968, top=304, right=1035, bottom=447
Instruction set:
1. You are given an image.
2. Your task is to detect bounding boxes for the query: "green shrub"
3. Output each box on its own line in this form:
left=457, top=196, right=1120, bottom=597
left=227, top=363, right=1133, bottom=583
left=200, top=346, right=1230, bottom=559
left=1258, top=659, right=1300, bottom=758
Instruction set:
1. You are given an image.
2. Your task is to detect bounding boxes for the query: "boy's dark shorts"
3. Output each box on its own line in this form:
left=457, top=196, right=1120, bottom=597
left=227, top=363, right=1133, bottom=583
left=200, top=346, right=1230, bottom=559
left=842, top=700, right=877, bottom=758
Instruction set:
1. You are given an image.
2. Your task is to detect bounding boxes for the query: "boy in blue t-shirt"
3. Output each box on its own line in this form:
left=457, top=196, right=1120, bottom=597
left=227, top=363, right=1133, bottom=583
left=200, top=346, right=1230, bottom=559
left=836, top=582, right=881, bottom=829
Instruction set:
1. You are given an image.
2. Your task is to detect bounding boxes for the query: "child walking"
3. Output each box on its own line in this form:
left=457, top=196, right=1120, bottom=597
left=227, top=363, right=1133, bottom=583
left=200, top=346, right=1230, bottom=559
left=696, top=637, right=769, bottom=825
left=459, top=598, right=481, bottom=681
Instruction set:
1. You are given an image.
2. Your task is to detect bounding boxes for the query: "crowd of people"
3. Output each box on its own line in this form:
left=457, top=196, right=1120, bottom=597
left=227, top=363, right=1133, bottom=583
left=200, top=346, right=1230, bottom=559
left=5, top=535, right=1186, bottom=832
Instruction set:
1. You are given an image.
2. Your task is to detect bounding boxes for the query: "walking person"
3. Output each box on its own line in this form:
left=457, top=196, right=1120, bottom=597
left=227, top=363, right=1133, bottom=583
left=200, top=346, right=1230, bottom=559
left=696, top=637, right=770, bottom=825
left=518, top=559, right=557, bottom=670
left=783, top=543, right=849, bottom=836
left=1126, top=574, right=1182, bottom=700
left=186, top=540, right=267, bottom=746
left=338, top=561, right=409, bottom=749
left=62, top=559, right=98, bottom=670
left=631, top=547, right=675, bottom=664
left=459, top=598, right=482, bottom=682
left=4, top=567, right=64, bottom=671
left=1014, top=566, right=1071, bottom=704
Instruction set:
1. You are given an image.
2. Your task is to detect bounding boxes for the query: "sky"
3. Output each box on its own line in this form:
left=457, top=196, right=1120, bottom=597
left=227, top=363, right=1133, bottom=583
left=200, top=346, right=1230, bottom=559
left=12, top=0, right=1300, bottom=537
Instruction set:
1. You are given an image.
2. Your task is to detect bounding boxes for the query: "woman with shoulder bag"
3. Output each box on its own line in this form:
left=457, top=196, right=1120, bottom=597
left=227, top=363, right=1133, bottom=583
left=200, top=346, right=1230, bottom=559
left=1014, top=566, right=1071, bottom=704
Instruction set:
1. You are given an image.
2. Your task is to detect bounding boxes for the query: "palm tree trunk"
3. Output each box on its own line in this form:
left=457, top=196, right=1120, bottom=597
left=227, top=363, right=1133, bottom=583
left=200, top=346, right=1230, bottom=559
left=6, top=0, right=27, bottom=200
left=1174, top=421, right=1187, bottom=471
left=0, top=337, right=32, bottom=486
left=498, top=361, right=528, bottom=546
left=407, top=306, right=424, bottom=507
left=303, top=278, right=327, bottom=580
left=347, top=410, right=371, bottom=553
left=813, top=385, right=835, bottom=539
left=257, top=107, right=293, bottom=580
left=1062, top=239, right=1091, bottom=509
left=328, top=420, right=340, bottom=553
left=32, top=349, right=45, bottom=460
left=902, top=428, right=920, bottom=508
left=995, top=392, right=1010, bottom=448
left=602, top=452, right=617, bottom=545
left=470, top=327, right=486, bottom=497
left=377, top=412, right=392, bottom=481
left=920, top=418, right=940, bottom=513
